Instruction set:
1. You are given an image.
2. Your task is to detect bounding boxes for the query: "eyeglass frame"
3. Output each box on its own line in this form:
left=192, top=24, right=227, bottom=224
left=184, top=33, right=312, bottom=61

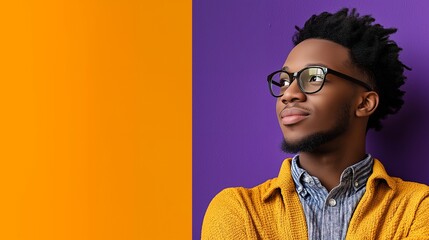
left=267, top=66, right=373, bottom=97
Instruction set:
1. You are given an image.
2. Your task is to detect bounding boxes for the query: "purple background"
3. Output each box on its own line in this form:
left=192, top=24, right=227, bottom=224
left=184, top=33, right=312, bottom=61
left=193, top=1, right=429, bottom=239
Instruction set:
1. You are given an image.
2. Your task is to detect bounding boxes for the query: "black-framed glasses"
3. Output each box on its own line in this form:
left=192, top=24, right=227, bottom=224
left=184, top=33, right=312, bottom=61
left=267, top=66, right=373, bottom=97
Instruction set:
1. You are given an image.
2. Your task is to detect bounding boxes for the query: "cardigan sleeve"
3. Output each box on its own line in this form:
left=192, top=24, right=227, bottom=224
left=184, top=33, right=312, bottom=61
left=404, top=193, right=429, bottom=239
left=201, top=188, right=249, bottom=240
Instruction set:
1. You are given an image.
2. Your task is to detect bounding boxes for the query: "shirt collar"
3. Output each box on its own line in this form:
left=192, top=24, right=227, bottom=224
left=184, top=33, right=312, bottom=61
left=263, top=156, right=395, bottom=202
left=344, top=154, right=373, bottom=191
left=291, top=154, right=373, bottom=193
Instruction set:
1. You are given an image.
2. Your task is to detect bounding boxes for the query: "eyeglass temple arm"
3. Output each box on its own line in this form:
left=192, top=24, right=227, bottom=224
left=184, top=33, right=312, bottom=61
left=267, top=72, right=284, bottom=87
left=267, top=71, right=293, bottom=88
left=270, top=81, right=282, bottom=87
left=328, top=69, right=373, bottom=91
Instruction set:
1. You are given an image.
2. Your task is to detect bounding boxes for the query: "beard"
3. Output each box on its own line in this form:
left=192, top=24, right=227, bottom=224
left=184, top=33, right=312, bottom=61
left=281, top=103, right=351, bottom=154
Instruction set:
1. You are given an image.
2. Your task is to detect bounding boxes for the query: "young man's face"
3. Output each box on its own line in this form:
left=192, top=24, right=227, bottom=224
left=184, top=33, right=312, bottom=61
left=277, top=39, right=366, bottom=153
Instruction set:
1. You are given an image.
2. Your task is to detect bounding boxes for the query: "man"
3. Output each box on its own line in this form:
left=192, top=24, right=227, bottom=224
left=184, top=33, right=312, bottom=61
left=202, top=8, right=429, bottom=239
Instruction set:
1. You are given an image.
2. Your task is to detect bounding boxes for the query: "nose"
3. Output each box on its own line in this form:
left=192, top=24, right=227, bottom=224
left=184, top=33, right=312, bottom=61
left=279, top=79, right=306, bottom=104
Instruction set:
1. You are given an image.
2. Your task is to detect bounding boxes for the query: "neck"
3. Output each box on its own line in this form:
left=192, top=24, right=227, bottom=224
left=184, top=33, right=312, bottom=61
left=297, top=136, right=367, bottom=191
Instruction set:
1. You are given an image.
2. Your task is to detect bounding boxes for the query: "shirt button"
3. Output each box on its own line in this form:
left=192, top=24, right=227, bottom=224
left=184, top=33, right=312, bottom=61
left=328, top=198, right=337, bottom=207
left=354, top=181, right=359, bottom=187
left=303, top=176, right=311, bottom=183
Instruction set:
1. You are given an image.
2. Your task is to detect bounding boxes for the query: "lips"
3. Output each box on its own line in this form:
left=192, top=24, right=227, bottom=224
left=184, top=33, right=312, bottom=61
left=280, top=107, right=310, bottom=125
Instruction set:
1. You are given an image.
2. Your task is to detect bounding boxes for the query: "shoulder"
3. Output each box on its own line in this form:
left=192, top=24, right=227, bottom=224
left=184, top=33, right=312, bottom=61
left=392, top=178, right=429, bottom=237
left=390, top=177, right=429, bottom=201
left=392, top=178, right=429, bottom=219
left=201, top=179, right=278, bottom=239
left=393, top=177, right=429, bottom=192
left=371, top=159, right=429, bottom=199
left=204, top=178, right=277, bottom=218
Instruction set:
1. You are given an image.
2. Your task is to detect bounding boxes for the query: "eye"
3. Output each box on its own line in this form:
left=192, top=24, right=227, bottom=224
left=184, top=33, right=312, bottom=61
left=308, top=75, right=324, bottom=83
left=280, top=79, right=291, bottom=87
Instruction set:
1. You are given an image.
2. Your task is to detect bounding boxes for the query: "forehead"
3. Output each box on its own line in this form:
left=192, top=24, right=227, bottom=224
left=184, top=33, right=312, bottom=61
left=283, top=39, right=352, bottom=71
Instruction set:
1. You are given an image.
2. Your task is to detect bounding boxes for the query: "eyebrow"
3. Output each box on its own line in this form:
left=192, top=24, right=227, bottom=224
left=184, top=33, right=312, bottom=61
left=282, top=63, right=328, bottom=71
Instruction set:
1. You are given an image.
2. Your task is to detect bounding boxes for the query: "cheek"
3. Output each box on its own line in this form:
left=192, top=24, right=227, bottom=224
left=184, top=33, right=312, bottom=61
left=310, top=96, right=344, bottom=118
left=275, top=100, right=283, bottom=118
left=311, top=96, right=351, bottom=124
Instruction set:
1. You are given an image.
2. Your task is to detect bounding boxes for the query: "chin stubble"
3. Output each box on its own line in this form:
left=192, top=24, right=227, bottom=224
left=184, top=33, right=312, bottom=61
left=280, top=103, right=351, bottom=154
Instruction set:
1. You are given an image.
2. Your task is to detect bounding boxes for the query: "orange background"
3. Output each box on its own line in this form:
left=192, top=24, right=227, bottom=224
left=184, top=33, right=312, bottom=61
left=0, top=1, right=191, bottom=239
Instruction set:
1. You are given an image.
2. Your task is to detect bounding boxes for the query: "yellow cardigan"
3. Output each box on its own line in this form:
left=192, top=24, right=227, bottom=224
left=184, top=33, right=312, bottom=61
left=202, top=159, right=429, bottom=239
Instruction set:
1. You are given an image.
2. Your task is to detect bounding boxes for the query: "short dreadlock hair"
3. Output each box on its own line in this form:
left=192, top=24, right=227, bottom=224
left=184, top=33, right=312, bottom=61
left=293, top=8, right=409, bottom=131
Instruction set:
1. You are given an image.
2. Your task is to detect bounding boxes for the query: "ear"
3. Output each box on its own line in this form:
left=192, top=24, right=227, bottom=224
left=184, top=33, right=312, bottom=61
left=356, top=91, right=379, bottom=117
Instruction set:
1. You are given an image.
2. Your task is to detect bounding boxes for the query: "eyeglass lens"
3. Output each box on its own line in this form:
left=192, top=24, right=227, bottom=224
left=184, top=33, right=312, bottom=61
left=270, top=67, right=325, bottom=96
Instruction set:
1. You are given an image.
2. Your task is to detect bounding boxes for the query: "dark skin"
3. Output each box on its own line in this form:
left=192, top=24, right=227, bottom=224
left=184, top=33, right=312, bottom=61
left=277, top=39, right=379, bottom=191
